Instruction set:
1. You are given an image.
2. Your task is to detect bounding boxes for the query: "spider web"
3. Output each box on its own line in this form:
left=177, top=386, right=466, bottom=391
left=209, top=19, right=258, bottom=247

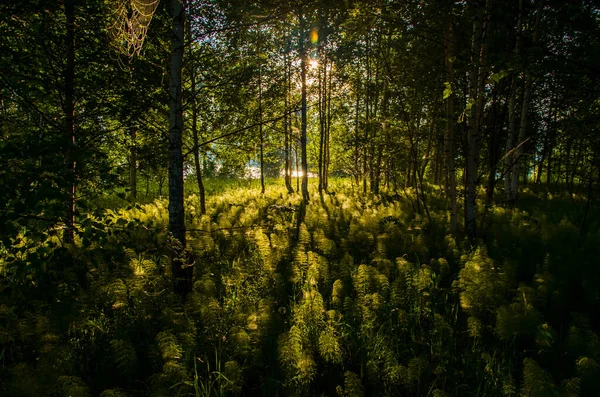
left=108, top=0, right=161, bottom=57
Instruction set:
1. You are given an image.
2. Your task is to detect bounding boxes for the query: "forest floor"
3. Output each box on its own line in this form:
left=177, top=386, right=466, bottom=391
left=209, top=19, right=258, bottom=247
left=1, top=179, right=600, bottom=396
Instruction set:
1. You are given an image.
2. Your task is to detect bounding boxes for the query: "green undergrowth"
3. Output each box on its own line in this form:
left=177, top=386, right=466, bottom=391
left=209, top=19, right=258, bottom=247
left=1, top=180, right=599, bottom=396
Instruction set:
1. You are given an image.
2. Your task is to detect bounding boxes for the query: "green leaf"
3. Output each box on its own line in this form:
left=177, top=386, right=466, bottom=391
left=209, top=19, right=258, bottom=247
left=443, top=82, right=453, bottom=99
left=465, top=98, right=474, bottom=112
left=489, top=70, right=508, bottom=84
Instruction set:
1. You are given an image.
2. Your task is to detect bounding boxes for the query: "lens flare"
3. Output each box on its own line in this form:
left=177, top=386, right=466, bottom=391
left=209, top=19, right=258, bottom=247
left=310, top=29, right=318, bottom=44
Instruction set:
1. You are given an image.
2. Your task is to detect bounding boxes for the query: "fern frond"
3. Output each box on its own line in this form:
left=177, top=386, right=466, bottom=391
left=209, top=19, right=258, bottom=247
left=307, top=251, right=321, bottom=287
left=566, top=313, right=599, bottom=358
left=535, top=323, right=557, bottom=350
left=342, top=371, right=364, bottom=397
left=57, top=376, right=90, bottom=397
left=560, top=377, right=581, bottom=397
left=576, top=356, right=600, bottom=377
left=110, top=339, right=137, bottom=375
left=253, top=228, right=274, bottom=273
left=318, top=325, right=342, bottom=364
left=298, top=223, right=311, bottom=248
left=521, top=358, right=557, bottom=397
left=160, top=360, right=189, bottom=384
left=106, top=278, right=128, bottom=310
left=230, top=326, right=251, bottom=352
left=223, top=360, right=243, bottom=394
left=467, top=316, right=483, bottom=338
left=313, top=228, right=336, bottom=257
left=496, top=287, right=542, bottom=339
left=458, top=246, right=507, bottom=316
left=296, top=352, right=317, bottom=384
left=193, top=274, right=217, bottom=297
left=332, top=279, right=344, bottom=307
left=407, top=356, right=428, bottom=387
left=99, top=389, right=128, bottom=397
left=156, top=331, right=182, bottom=361
left=382, top=351, right=407, bottom=386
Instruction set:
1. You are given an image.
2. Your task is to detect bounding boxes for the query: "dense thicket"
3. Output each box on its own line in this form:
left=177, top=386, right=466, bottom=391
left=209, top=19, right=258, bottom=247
left=1, top=0, right=600, bottom=396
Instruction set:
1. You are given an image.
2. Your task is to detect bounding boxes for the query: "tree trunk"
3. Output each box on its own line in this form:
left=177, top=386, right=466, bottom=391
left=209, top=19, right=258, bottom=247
left=364, top=34, right=371, bottom=195
left=485, top=85, right=504, bottom=207
left=293, top=111, right=300, bottom=193
left=145, top=172, right=150, bottom=197
left=192, top=118, right=205, bottom=215
left=374, top=80, right=390, bottom=195
left=504, top=0, right=523, bottom=203
left=299, top=8, right=309, bottom=204
left=284, top=46, right=294, bottom=193
left=258, top=63, right=265, bottom=194
left=318, top=58, right=326, bottom=193
left=444, top=20, right=458, bottom=233
left=64, top=0, right=76, bottom=243
left=324, top=65, right=333, bottom=191
left=168, top=0, right=191, bottom=295
left=570, top=136, right=584, bottom=194
left=354, top=84, right=361, bottom=186
left=546, top=106, right=557, bottom=186
left=537, top=94, right=554, bottom=184
left=510, top=0, right=542, bottom=202
left=129, top=129, right=137, bottom=199
left=511, top=74, right=533, bottom=199
left=190, top=54, right=206, bottom=215
left=465, top=2, right=489, bottom=241
left=482, top=81, right=508, bottom=236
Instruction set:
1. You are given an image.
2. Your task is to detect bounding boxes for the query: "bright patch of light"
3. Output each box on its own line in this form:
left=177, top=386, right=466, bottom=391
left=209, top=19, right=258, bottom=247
left=310, top=28, right=318, bottom=44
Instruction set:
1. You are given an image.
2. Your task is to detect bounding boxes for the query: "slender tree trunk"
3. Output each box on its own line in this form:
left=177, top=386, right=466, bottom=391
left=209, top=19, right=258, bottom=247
left=299, top=8, right=309, bottom=203
left=129, top=129, right=137, bottom=199
left=444, top=20, right=458, bottom=233
left=295, top=115, right=300, bottom=193
left=505, top=75, right=520, bottom=202
left=318, top=58, right=325, bottom=193
left=546, top=143, right=553, bottom=186
left=374, top=81, right=390, bottom=195
left=485, top=85, right=503, bottom=206
left=510, top=0, right=542, bottom=202
left=258, top=63, right=265, bottom=194
left=354, top=84, right=360, bottom=186
left=570, top=136, right=584, bottom=193
left=564, top=137, right=572, bottom=189
left=192, top=120, right=205, bottom=215
left=505, top=0, right=523, bottom=203
left=64, top=0, right=76, bottom=243
left=190, top=58, right=206, bottom=215
left=465, top=2, right=488, bottom=241
left=537, top=95, right=554, bottom=184
left=324, top=65, right=333, bottom=191
left=168, top=0, right=191, bottom=295
left=433, top=134, right=442, bottom=185
left=145, top=172, right=150, bottom=198
left=511, top=74, right=533, bottom=198
left=482, top=81, right=508, bottom=235
left=408, top=124, right=422, bottom=214
left=284, top=48, right=294, bottom=193
left=546, top=106, right=557, bottom=186
left=363, top=35, right=370, bottom=195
